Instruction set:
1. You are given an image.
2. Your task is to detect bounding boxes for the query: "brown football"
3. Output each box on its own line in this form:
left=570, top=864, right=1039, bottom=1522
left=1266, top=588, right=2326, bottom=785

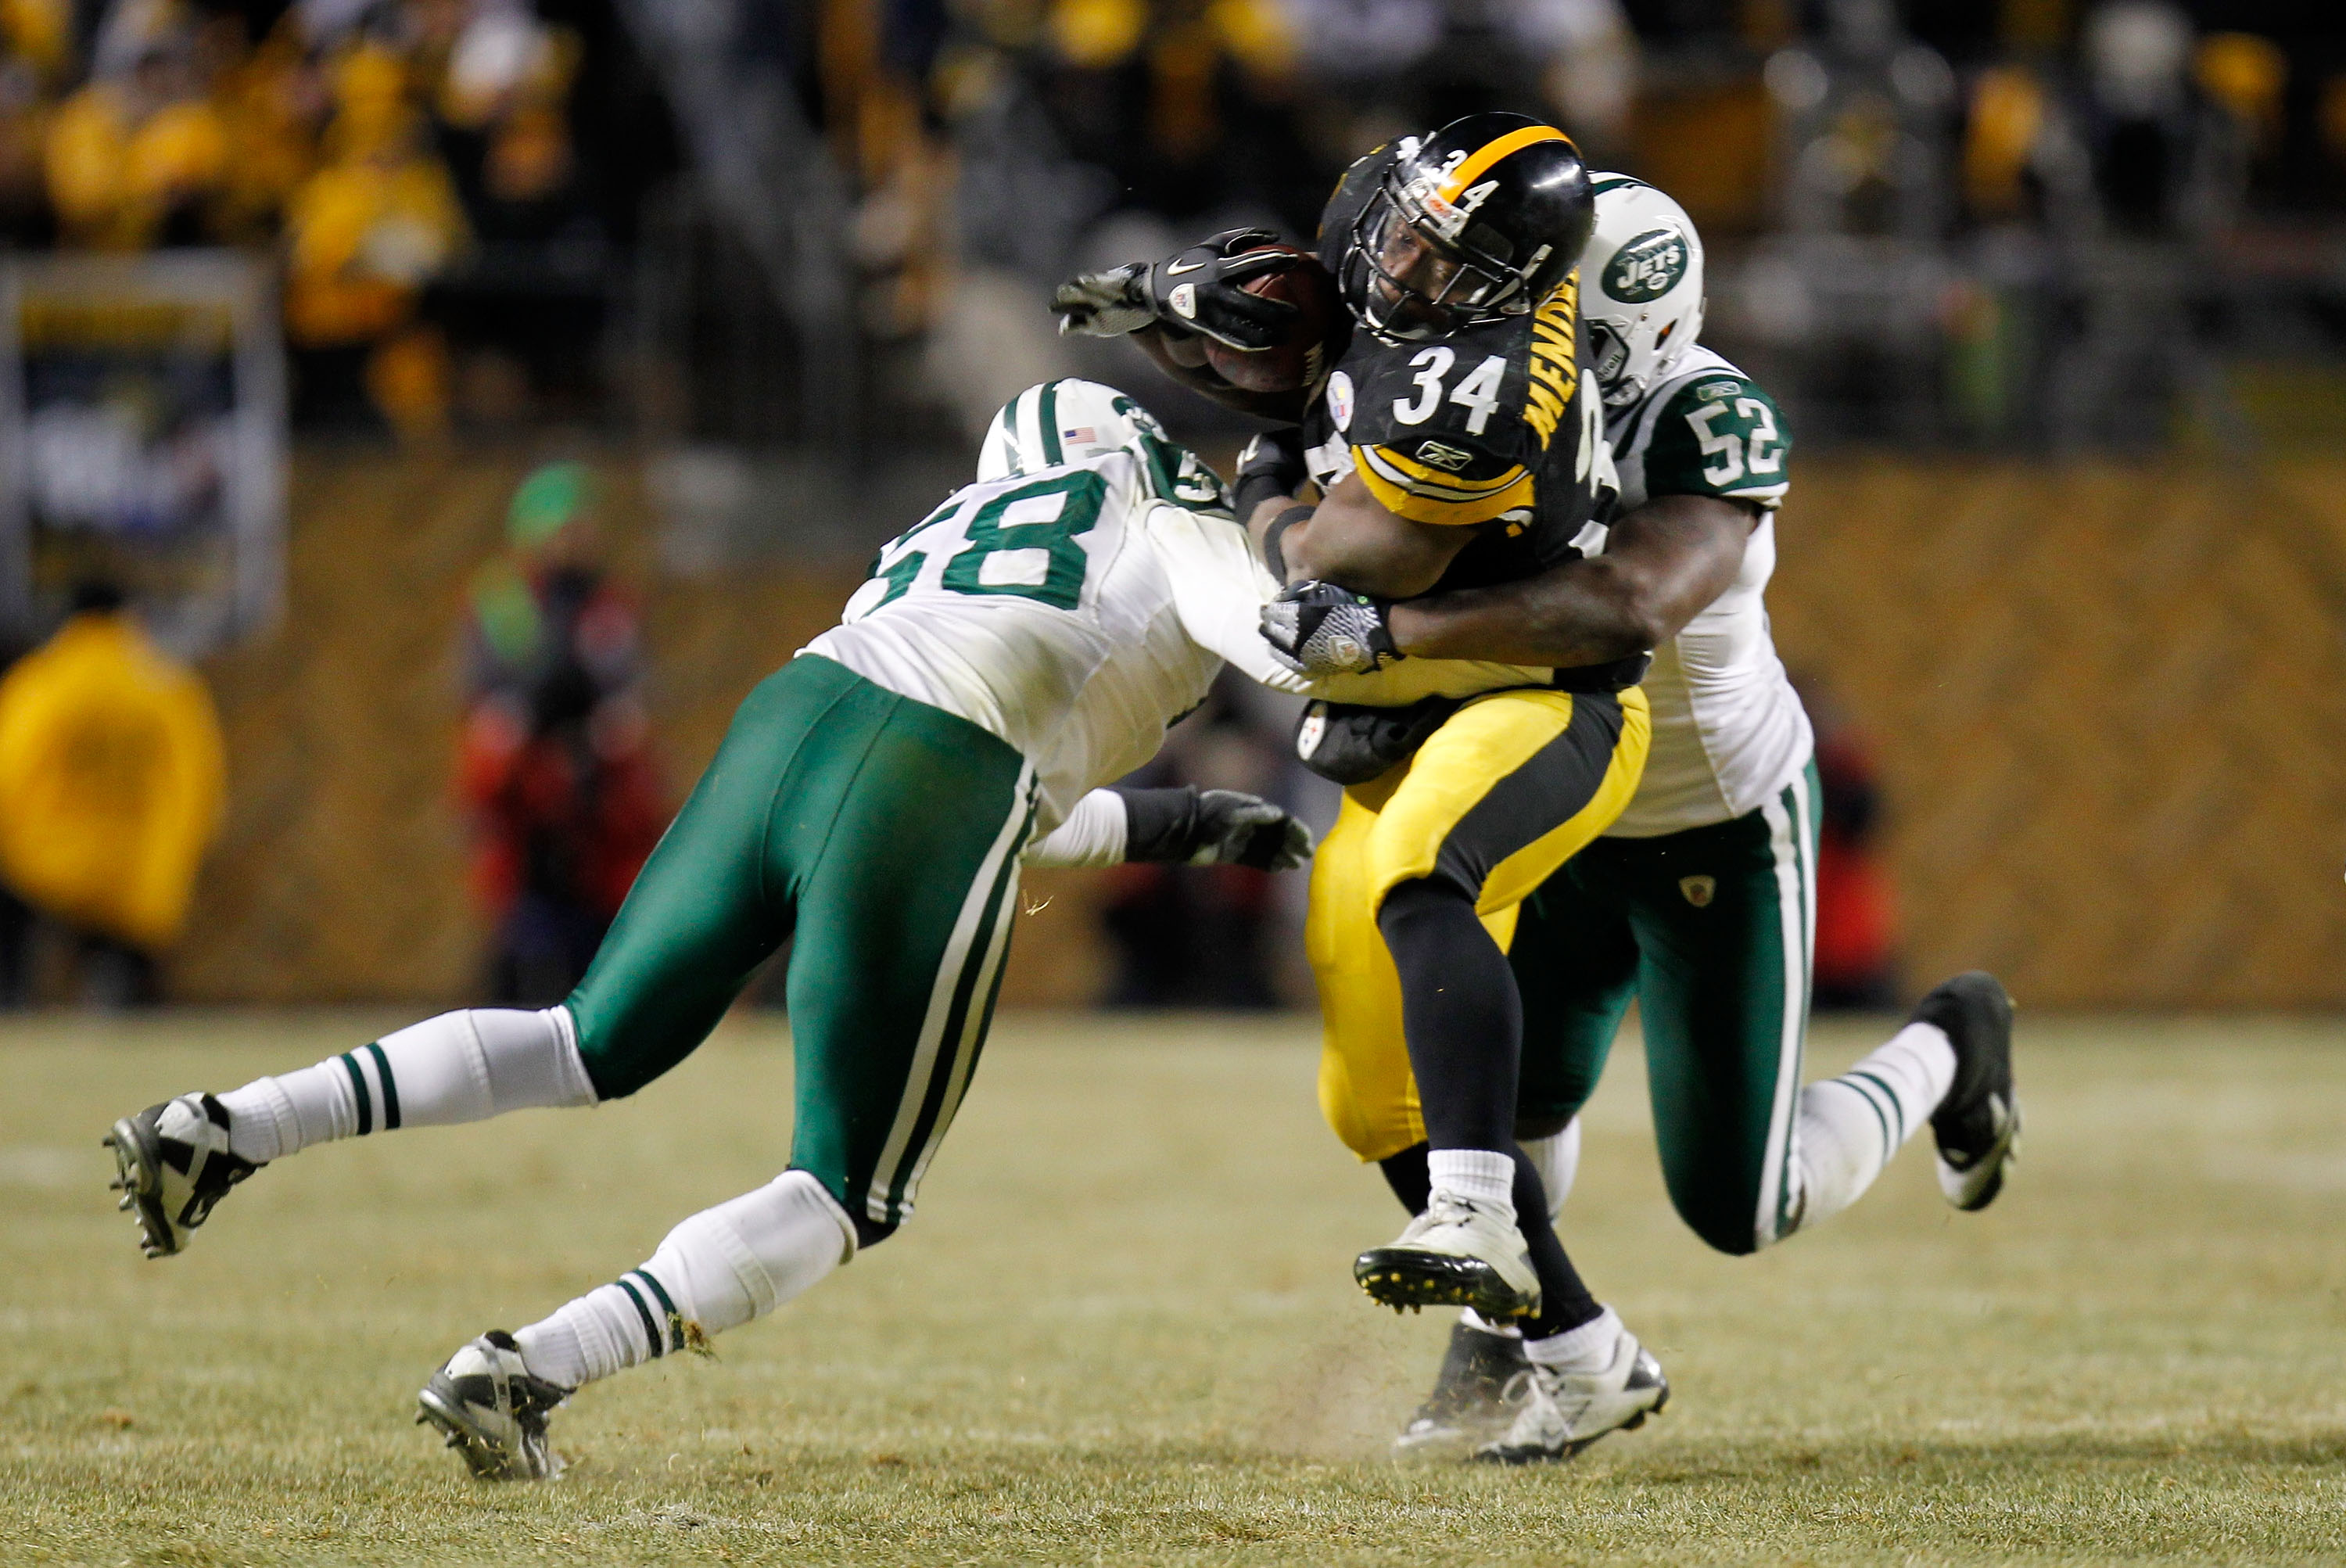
left=1203, top=245, right=1347, bottom=393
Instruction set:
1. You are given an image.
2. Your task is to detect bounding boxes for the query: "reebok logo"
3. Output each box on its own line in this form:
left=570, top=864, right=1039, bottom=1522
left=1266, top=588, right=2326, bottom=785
left=1415, top=440, right=1473, bottom=471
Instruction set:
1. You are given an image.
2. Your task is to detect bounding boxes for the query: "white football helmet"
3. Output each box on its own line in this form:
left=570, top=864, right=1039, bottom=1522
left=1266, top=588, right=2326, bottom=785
left=977, top=379, right=1230, bottom=511
left=1580, top=177, right=1706, bottom=407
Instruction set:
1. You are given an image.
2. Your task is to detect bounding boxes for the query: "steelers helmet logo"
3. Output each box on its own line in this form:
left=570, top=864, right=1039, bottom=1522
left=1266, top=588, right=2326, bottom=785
left=1602, top=228, right=1689, bottom=303
left=1679, top=874, right=1716, bottom=907
left=1326, top=371, right=1354, bottom=432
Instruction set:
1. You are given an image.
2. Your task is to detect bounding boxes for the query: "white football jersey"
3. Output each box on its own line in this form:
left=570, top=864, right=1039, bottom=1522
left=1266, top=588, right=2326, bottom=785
left=804, top=448, right=1545, bottom=833
left=1594, top=346, right=1813, bottom=837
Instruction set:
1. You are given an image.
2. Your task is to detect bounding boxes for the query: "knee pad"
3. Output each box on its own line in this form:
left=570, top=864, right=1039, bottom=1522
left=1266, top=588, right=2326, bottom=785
left=645, top=1171, right=856, bottom=1335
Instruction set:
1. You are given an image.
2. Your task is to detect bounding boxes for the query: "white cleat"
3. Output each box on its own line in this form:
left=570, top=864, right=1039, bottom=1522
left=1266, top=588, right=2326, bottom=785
left=1354, top=1191, right=1541, bottom=1321
left=102, top=1093, right=264, bottom=1259
left=1474, top=1318, right=1668, bottom=1465
left=417, top=1331, right=573, bottom=1481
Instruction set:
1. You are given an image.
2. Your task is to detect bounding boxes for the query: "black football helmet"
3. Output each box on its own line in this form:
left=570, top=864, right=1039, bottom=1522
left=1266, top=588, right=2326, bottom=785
left=1338, top=112, right=1596, bottom=343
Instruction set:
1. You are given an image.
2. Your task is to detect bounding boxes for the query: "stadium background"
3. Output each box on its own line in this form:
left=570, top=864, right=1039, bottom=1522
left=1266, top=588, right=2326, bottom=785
left=0, top=0, right=2341, bottom=1008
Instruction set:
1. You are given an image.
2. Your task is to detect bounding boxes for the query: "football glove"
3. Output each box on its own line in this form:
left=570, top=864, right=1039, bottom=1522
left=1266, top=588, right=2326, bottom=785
left=1261, top=580, right=1402, bottom=676
left=1114, top=785, right=1314, bottom=871
left=1052, top=228, right=1301, bottom=351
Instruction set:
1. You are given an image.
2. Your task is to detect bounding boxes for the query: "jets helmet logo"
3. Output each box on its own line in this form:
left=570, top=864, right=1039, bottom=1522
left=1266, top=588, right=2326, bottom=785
left=1602, top=228, right=1689, bottom=304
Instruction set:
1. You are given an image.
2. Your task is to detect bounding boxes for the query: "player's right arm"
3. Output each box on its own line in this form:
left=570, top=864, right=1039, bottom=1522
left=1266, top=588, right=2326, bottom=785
left=1053, top=230, right=1312, bottom=424
left=1385, top=492, right=1755, bottom=666
left=1127, top=324, right=1310, bottom=424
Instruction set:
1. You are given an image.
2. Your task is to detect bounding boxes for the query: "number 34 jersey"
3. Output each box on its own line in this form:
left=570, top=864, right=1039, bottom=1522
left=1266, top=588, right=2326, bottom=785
left=1300, top=145, right=1618, bottom=600
left=803, top=449, right=1547, bottom=832
left=1594, top=345, right=1813, bottom=838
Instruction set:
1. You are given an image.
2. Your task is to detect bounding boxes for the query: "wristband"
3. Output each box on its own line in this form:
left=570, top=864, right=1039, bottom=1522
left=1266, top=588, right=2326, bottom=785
left=1112, top=785, right=1201, bottom=863
left=1260, top=504, right=1312, bottom=583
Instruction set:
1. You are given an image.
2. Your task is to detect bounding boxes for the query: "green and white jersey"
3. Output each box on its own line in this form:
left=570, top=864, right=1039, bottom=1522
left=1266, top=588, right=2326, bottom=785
left=1596, top=346, right=1813, bottom=838
left=805, top=448, right=1542, bottom=835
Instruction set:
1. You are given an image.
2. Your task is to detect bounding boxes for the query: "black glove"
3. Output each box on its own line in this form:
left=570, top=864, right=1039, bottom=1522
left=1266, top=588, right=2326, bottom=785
left=1053, top=229, right=1301, bottom=351
left=1232, top=428, right=1308, bottom=520
left=1114, top=785, right=1314, bottom=871
left=1261, top=580, right=1402, bottom=676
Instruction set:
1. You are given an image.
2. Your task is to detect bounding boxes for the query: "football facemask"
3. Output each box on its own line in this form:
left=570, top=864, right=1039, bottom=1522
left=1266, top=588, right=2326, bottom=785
left=1336, top=115, right=1594, bottom=346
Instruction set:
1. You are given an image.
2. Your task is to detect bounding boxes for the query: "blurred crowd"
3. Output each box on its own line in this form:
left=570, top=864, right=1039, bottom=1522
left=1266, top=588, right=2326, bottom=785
left=789, top=0, right=2346, bottom=449
left=0, top=0, right=2330, bottom=445
left=0, top=0, right=623, bottom=433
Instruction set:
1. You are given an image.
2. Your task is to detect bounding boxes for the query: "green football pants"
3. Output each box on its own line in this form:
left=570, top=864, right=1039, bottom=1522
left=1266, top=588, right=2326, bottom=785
left=563, top=652, right=1038, bottom=1234
left=1510, top=762, right=1820, bottom=1255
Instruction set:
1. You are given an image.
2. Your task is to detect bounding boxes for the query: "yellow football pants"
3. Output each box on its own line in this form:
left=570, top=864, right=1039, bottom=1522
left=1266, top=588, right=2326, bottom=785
left=1309, top=684, right=1649, bottom=1164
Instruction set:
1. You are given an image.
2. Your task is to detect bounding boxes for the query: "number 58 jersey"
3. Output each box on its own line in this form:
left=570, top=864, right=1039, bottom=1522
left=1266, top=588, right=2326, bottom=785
left=804, top=441, right=1552, bottom=834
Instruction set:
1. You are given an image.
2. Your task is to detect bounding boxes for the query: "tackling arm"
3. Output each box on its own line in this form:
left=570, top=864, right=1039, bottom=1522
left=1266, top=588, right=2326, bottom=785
left=1388, top=493, right=1757, bottom=667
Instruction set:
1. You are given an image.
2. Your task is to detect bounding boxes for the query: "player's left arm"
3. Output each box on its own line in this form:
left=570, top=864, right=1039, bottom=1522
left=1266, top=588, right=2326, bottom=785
left=1024, top=786, right=1311, bottom=871
left=1386, top=492, right=1756, bottom=667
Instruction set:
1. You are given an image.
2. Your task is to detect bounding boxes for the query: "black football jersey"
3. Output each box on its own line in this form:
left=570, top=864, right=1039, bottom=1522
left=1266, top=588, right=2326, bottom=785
left=1302, top=146, right=1617, bottom=597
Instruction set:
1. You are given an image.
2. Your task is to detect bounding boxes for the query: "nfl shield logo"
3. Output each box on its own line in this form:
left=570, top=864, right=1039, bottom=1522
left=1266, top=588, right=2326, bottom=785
left=1679, top=875, right=1716, bottom=907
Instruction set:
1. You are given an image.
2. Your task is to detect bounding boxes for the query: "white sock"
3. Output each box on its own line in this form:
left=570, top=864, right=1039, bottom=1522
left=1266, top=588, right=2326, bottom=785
left=1427, top=1148, right=1516, bottom=1215
left=1783, top=1021, right=1957, bottom=1238
left=214, top=1007, right=597, bottom=1163
left=512, top=1171, right=856, bottom=1388
left=1523, top=1304, right=1623, bottom=1370
left=1517, top=1118, right=1580, bottom=1220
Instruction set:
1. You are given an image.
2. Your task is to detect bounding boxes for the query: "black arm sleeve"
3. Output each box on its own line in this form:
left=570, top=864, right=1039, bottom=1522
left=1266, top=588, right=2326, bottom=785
left=1112, top=786, right=1203, bottom=863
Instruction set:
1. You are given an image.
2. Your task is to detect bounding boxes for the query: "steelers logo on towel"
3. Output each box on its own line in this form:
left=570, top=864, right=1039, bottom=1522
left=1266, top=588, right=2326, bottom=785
left=1679, top=874, right=1716, bottom=907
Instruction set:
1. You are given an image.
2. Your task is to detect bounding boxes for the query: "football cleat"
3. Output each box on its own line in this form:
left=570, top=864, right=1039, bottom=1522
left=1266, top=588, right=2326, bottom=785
left=417, top=1331, right=572, bottom=1481
left=103, top=1093, right=264, bottom=1259
left=1475, top=1319, right=1668, bottom=1465
left=1354, top=1191, right=1541, bottom=1321
left=1917, top=971, right=2020, bottom=1211
left=1394, top=1317, right=1534, bottom=1459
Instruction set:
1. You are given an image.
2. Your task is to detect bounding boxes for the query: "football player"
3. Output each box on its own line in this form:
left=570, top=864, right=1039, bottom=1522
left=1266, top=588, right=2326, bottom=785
left=1060, top=113, right=1668, bottom=1462
left=1262, top=177, right=2021, bottom=1459
left=99, top=380, right=1493, bottom=1481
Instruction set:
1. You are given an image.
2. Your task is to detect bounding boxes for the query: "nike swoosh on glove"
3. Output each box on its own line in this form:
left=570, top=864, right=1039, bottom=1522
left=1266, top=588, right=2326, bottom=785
left=1053, top=229, right=1300, bottom=350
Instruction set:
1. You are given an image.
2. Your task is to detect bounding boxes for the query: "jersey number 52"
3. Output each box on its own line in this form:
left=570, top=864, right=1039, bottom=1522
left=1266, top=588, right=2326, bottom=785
left=1684, top=398, right=1782, bottom=486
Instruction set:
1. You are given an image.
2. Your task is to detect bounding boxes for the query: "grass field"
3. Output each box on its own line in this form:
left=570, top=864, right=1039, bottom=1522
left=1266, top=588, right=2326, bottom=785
left=5, top=1010, right=2346, bottom=1565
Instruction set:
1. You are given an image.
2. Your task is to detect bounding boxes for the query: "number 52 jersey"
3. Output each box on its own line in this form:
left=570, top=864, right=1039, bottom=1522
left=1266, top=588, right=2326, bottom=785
left=1596, top=344, right=1812, bottom=838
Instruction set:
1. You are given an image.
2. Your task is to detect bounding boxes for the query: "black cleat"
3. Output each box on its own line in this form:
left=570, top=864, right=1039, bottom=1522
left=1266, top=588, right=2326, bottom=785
left=1394, top=1318, right=1534, bottom=1459
left=1916, top=971, right=2019, bottom=1211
